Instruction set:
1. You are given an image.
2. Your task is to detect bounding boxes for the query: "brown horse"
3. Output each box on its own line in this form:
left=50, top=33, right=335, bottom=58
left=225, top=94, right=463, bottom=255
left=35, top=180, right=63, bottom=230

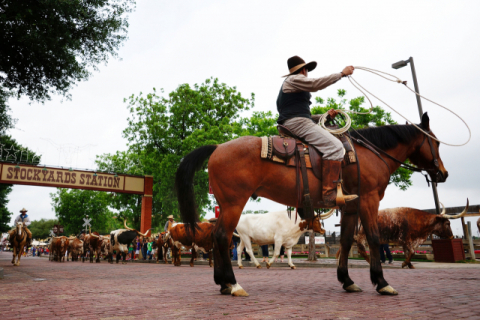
left=10, top=222, right=28, bottom=266
left=176, top=113, right=447, bottom=296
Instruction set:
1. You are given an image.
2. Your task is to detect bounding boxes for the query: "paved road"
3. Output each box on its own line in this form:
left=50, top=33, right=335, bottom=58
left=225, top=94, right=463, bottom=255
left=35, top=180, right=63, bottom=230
left=1, top=252, right=479, bottom=319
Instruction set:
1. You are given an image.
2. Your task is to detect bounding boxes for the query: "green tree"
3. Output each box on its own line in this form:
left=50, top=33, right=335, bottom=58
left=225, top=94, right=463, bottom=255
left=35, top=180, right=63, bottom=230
left=29, top=218, right=58, bottom=240
left=50, top=189, right=113, bottom=235
left=0, top=135, right=41, bottom=232
left=0, top=0, right=135, bottom=102
left=95, top=150, right=144, bottom=230
left=118, top=78, right=254, bottom=223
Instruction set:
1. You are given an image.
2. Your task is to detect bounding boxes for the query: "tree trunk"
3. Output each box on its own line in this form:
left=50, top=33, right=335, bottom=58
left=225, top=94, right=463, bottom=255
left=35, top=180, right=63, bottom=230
left=307, top=231, right=317, bottom=261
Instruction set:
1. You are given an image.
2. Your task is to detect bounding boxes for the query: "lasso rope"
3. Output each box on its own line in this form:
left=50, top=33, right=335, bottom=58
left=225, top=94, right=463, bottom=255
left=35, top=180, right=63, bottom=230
left=320, top=66, right=471, bottom=147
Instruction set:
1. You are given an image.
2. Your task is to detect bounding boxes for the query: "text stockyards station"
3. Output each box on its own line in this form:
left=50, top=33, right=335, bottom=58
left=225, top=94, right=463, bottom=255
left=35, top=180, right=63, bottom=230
left=0, top=163, right=145, bottom=194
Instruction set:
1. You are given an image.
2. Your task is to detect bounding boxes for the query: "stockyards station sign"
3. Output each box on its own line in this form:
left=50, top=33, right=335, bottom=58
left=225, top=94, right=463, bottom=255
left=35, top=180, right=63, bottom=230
left=0, top=163, right=145, bottom=194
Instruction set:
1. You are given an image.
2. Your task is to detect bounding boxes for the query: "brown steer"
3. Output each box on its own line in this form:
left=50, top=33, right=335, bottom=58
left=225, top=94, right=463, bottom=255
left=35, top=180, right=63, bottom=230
left=68, top=236, right=83, bottom=261
left=167, top=222, right=215, bottom=267
left=51, top=236, right=70, bottom=262
left=355, top=200, right=469, bottom=269
left=84, top=228, right=104, bottom=263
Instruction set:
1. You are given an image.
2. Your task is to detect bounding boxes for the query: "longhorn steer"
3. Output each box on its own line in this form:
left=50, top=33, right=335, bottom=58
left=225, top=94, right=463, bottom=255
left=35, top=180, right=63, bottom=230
left=109, top=220, right=150, bottom=264
left=68, top=237, right=83, bottom=261
left=51, top=236, right=70, bottom=262
left=167, top=222, right=215, bottom=267
left=355, top=200, right=469, bottom=269
left=156, top=232, right=170, bottom=264
left=236, top=210, right=333, bottom=269
left=85, top=229, right=104, bottom=263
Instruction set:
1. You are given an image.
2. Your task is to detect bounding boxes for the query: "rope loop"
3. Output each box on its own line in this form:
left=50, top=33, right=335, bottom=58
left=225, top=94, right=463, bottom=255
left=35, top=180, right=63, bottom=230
left=319, top=66, right=471, bottom=147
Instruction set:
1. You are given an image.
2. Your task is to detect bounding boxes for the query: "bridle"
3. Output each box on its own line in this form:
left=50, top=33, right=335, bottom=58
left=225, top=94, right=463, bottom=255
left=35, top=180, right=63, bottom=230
left=350, top=128, right=444, bottom=185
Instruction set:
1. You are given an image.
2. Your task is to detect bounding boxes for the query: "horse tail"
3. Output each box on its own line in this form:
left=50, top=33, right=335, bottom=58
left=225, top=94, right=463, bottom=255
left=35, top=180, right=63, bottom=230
left=175, top=145, right=218, bottom=236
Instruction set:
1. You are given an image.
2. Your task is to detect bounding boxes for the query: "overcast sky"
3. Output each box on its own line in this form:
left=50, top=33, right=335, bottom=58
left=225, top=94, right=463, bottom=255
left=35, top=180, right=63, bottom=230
left=5, top=1, right=480, bottom=236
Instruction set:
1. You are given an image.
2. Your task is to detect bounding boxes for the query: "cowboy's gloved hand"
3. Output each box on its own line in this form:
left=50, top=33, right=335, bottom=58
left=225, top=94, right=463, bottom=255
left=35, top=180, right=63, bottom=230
left=341, top=66, right=354, bottom=76
left=327, top=109, right=338, bottom=119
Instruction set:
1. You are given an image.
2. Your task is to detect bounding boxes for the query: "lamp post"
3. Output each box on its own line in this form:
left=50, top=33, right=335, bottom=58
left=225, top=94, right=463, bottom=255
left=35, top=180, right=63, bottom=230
left=392, top=57, right=441, bottom=215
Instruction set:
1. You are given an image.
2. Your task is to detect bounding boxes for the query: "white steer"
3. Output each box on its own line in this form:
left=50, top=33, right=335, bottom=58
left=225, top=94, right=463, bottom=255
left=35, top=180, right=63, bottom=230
left=236, top=210, right=334, bottom=269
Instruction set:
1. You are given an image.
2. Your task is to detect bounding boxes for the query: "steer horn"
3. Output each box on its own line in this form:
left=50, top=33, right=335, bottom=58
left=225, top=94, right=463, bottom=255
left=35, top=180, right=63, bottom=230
left=124, top=219, right=151, bottom=237
left=319, top=209, right=335, bottom=220
left=440, top=198, right=469, bottom=219
left=89, top=227, right=99, bottom=238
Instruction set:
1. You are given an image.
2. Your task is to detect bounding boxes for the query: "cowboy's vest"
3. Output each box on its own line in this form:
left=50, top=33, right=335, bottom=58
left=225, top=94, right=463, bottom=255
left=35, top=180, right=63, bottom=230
left=276, top=79, right=312, bottom=124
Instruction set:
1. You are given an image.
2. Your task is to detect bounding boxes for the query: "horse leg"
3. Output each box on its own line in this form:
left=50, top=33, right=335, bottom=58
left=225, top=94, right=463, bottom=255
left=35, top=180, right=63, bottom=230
left=213, top=204, right=248, bottom=297
left=12, top=246, right=16, bottom=265
left=286, top=247, right=295, bottom=269
left=360, top=199, right=397, bottom=295
left=337, top=213, right=362, bottom=292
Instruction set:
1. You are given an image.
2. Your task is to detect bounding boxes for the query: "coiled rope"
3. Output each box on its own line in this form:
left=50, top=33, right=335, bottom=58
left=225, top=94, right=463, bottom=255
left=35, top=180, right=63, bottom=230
left=320, top=66, right=471, bottom=147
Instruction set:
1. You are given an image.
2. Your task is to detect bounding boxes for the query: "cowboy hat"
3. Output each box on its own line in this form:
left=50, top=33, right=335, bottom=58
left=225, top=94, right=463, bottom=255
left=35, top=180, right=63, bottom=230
left=283, top=55, right=317, bottom=77
left=20, top=208, right=28, bottom=213
left=167, top=215, right=174, bottom=219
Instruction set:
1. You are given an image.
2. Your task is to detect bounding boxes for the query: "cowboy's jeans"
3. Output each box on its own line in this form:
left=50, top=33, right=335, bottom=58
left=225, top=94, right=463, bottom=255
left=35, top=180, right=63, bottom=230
left=284, top=117, right=344, bottom=161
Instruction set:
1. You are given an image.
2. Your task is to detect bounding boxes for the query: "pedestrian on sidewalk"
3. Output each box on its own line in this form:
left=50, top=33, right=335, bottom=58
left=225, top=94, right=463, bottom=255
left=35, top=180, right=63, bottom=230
left=147, top=238, right=153, bottom=260
left=272, top=244, right=285, bottom=263
left=142, top=238, right=148, bottom=261
left=380, top=243, right=393, bottom=264
left=232, top=230, right=240, bottom=261
left=260, top=244, right=269, bottom=263
left=135, top=237, right=141, bottom=260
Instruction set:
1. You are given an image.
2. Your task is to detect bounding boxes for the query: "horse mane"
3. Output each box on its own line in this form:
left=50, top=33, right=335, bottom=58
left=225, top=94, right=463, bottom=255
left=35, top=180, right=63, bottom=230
left=350, top=124, right=422, bottom=150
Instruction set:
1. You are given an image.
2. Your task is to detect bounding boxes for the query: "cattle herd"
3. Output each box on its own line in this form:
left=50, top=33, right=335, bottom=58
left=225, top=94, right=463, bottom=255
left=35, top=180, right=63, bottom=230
left=43, top=199, right=475, bottom=271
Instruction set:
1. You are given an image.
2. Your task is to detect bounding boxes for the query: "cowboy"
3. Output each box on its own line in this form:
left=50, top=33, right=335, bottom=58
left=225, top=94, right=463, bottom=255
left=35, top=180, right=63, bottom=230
left=8, top=208, right=33, bottom=248
left=164, top=215, right=175, bottom=232
left=277, top=56, right=358, bottom=207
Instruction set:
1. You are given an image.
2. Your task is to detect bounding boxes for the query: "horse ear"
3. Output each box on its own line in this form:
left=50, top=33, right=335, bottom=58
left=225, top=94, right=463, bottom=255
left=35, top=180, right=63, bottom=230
left=421, top=112, right=430, bottom=130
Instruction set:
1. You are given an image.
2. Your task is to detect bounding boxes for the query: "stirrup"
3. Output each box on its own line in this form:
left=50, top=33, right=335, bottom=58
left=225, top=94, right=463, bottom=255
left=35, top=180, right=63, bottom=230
left=335, top=180, right=358, bottom=206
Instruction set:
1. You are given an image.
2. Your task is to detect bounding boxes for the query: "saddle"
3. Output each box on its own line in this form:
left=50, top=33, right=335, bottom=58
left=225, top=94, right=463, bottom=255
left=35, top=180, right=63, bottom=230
left=260, top=124, right=357, bottom=219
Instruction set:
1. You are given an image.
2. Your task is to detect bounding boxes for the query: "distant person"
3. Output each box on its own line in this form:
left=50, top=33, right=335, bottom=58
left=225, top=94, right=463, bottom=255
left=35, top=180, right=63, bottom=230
left=164, top=215, right=175, bottom=232
left=232, top=230, right=240, bottom=261
left=8, top=208, right=32, bottom=248
left=142, top=238, right=148, bottom=261
left=147, top=238, right=153, bottom=260
left=380, top=243, right=393, bottom=264
left=260, top=245, right=269, bottom=263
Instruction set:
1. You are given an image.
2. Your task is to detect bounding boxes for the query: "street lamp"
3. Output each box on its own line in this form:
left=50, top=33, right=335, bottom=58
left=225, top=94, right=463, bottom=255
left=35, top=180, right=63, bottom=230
left=392, top=57, right=441, bottom=215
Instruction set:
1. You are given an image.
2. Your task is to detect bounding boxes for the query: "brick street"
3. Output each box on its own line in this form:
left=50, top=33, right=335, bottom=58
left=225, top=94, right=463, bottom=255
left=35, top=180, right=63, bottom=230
left=1, top=252, right=480, bottom=320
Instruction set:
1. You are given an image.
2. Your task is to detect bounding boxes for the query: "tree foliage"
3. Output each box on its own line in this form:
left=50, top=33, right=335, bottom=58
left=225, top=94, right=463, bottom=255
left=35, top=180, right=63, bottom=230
left=0, top=0, right=135, bottom=101
left=29, top=218, right=58, bottom=240
left=112, top=78, right=254, bottom=226
left=0, top=135, right=41, bottom=232
left=50, top=189, right=113, bottom=235
left=95, top=150, right=144, bottom=230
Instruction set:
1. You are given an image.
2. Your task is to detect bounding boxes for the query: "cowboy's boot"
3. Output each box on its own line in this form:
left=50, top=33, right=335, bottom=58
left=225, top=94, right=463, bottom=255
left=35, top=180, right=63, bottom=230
left=322, top=160, right=358, bottom=207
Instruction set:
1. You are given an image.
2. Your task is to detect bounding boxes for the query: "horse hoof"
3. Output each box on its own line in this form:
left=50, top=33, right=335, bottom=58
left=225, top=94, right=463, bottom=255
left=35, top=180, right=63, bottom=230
left=266, top=263, right=271, bottom=269
left=409, top=265, right=415, bottom=269
left=156, top=261, right=159, bottom=264
left=221, top=284, right=232, bottom=295
left=377, top=285, right=398, bottom=295
left=238, top=266, right=244, bottom=269
left=344, top=284, right=363, bottom=292
left=256, top=265, right=262, bottom=269
left=231, top=284, right=249, bottom=297
left=290, top=266, right=296, bottom=270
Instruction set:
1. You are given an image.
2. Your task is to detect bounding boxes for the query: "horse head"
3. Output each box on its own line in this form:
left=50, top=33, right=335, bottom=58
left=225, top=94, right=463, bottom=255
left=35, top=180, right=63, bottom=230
left=408, top=113, right=448, bottom=183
